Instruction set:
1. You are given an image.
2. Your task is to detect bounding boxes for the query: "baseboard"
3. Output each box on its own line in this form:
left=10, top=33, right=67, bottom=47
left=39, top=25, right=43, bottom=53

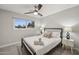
left=0, top=42, right=20, bottom=48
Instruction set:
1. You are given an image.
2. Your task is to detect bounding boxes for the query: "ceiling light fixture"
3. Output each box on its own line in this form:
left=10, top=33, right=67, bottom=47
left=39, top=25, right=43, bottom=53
left=34, top=12, right=38, bottom=15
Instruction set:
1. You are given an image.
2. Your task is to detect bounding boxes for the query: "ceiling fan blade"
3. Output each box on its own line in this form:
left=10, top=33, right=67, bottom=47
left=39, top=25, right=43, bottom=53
left=38, top=4, right=42, bottom=10
left=38, top=13, right=43, bottom=16
left=24, top=11, right=34, bottom=14
left=34, top=4, right=42, bottom=11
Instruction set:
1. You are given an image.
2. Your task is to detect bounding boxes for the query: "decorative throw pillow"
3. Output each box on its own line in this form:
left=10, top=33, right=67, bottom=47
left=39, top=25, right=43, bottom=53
left=43, top=31, right=47, bottom=37
left=43, top=31, right=52, bottom=38
left=47, top=31, right=52, bottom=38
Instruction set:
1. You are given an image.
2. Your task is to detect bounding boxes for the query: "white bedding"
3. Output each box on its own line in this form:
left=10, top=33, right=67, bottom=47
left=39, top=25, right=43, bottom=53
left=23, top=35, right=61, bottom=55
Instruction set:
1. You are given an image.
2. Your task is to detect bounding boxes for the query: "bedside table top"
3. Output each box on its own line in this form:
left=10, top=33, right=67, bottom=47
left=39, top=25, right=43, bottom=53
left=63, top=39, right=74, bottom=41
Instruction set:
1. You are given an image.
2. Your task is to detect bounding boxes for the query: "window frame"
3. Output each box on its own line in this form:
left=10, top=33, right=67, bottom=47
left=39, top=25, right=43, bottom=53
left=13, top=17, right=35, bottom=30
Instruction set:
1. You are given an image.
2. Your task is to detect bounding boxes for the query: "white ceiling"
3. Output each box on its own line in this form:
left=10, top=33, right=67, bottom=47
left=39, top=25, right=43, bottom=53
left=0, top=4, right=78, bottom=18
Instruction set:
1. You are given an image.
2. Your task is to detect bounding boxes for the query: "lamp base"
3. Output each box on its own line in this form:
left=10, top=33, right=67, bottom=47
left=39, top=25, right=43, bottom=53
left=66, top=32, right=70, bottom=39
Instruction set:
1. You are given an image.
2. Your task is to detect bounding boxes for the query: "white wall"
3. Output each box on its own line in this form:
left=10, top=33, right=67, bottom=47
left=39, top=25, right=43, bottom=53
left=1, top=5, right=79, bottom=49
left=0, top=9, right=40, bottom=47
left=40, top=6, right=79, bottom=48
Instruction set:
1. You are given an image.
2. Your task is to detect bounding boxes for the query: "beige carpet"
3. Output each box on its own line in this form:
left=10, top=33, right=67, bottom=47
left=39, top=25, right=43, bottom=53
left=0, top=45, right=79, bottom=55
left=17, top=46, right=79, bottom=55
left=0, top=47, right=19, bottom=55
left=0, top=44, right=20, bottom=55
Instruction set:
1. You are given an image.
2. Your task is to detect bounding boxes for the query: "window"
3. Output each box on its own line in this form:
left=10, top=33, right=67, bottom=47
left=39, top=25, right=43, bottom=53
left=14, top=17, right=34, bottom=30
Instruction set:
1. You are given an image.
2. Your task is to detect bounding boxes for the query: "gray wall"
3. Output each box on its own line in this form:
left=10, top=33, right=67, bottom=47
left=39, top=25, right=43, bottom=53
left=40, top=6, right=79, bottom=48
left=0, top=9, right=40, bottom=46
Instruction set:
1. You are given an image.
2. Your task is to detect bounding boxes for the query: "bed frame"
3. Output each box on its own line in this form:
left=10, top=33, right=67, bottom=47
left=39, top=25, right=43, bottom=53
left=21, top=28, right=63, bottom=55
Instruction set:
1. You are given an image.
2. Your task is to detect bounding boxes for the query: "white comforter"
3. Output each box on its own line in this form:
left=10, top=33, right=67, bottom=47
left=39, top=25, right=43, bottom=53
left=23, top=35, right=61, bottom=55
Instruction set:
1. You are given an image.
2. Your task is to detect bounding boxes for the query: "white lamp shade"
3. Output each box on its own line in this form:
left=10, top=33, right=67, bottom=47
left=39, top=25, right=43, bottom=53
left=40, top=24, right=46, bottom=33
left=41, top=24, right=45, bottom=28
left=64, top=27, right=72, bottom=32
left=40, top=27, right=43, bottom=30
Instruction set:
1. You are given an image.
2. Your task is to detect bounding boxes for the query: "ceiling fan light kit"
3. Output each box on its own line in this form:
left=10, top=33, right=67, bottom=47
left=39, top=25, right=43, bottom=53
left=34, top=12, right=38, bottom=15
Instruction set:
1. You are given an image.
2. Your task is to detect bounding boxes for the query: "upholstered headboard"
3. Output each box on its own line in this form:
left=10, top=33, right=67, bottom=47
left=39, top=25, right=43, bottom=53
left=44, top=28, right=63, bottom=40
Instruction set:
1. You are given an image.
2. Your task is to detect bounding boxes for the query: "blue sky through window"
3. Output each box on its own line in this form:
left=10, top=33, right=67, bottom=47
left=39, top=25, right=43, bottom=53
left=15, top=17, right=34, bottom=28
left=15, top=18, right=30, bottom=26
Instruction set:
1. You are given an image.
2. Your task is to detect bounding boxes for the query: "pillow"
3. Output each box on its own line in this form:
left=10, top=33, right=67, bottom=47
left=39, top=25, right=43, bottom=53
left=43, top=31, right=52, bottom=38
left=43, top=31, right=48, bottom=37
left=52, top=32, right=60, bottom=38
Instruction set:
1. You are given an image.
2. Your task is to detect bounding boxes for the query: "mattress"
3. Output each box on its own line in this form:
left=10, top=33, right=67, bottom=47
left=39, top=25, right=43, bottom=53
left=23, top=35, right=61, bottom=55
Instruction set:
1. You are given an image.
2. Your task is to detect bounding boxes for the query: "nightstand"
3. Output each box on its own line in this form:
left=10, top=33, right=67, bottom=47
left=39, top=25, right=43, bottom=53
left=62, top=39, right=74, bottom=53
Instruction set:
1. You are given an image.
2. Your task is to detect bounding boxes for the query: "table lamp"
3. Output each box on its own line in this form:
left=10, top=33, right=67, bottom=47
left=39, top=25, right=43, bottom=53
left=40, top=24, right=45, bottom=34
left=64, top=27, right=72, bottom=39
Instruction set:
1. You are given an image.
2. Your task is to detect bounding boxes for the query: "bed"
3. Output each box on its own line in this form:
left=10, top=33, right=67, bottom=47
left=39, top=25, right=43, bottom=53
left=21, top=28, right=63, bottom=55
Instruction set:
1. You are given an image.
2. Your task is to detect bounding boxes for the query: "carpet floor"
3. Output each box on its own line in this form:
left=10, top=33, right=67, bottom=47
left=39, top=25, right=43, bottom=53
left=17, top=45, right=79, bottom=55
left=0, top=45, right=79, bottom=55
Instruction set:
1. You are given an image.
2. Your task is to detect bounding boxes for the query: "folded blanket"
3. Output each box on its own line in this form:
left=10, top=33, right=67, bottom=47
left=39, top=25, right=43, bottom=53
left=34, top=41, right=44, bottom=46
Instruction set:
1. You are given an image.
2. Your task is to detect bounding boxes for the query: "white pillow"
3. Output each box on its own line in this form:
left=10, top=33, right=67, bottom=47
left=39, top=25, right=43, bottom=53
left=52, top=32, right=60, bottom=38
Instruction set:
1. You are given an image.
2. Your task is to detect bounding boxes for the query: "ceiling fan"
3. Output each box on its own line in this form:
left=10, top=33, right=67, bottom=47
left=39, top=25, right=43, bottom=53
left=24, top=4, right=43, bottom=16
